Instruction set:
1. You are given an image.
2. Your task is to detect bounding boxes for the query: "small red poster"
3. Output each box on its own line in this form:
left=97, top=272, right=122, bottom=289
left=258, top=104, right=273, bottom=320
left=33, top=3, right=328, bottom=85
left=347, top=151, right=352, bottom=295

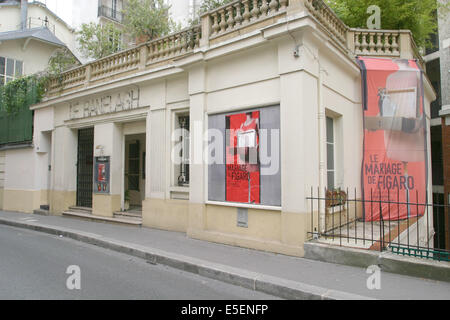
left=98, top=164, right=106, bottom=182
left=226, top=111, right=260, bottom=204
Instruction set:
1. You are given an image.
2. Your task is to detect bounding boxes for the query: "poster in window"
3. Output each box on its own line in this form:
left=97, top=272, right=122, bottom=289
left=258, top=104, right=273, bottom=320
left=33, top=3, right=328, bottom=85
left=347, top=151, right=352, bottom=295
left=357, top=57, right=428, bottom=221
left=226, top=111, right=260, bottom=204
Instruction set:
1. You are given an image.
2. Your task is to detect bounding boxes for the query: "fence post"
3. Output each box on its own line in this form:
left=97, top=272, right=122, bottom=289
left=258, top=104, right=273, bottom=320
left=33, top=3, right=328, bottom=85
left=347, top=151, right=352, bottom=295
left=139, top=45, right=148, bottom=70
left=85, top=65, right=91, bottom=87
left=200, top=14, right=211, bottom=48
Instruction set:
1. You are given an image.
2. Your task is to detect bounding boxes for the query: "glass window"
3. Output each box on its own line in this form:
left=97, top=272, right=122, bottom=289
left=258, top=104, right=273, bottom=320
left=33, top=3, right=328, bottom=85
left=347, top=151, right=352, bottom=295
left=326, top=116, right=335, bottom=190
left=6, top=58, right=14, bottom=76
left=15, top=60, right=23, bottom=77
left=177, top=114, right=190, bottom=186
left=128, top=141, right=140, bottom=191
left=0, top=57, right=5, bottom=75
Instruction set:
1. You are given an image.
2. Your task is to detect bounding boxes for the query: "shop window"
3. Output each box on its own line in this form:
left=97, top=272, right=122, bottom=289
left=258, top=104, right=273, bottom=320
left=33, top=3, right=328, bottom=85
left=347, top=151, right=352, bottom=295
left=0, top=57, right=23, bottom=86
left=326, top=116, right=335, bottom=190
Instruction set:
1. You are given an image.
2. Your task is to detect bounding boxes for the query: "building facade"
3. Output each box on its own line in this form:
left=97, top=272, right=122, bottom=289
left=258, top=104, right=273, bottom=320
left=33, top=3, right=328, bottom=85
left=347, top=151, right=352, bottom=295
left=0, top=0, right=79, bottom=212
left=1, top=0, right=436, bottom=257
left=425, top=1, right=450, bottom=251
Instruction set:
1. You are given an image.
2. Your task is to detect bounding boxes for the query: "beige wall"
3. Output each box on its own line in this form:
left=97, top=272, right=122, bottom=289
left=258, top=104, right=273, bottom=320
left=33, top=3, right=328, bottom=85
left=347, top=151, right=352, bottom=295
left=20, top=7, right=435, bottom=258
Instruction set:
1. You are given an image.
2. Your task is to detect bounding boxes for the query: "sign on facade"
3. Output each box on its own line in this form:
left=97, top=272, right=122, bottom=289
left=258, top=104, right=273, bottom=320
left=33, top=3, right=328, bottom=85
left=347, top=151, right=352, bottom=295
left=69, top=89, right=140, bottom=120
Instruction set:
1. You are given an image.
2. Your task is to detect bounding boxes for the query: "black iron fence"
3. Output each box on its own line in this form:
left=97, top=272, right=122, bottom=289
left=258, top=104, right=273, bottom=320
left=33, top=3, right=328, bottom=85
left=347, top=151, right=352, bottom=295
left=307, top=187, right=450, bottom=262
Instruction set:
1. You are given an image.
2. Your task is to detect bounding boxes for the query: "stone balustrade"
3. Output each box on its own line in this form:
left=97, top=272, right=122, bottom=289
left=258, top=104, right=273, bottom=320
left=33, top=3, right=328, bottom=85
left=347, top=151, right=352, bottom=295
left=46, top=0, right=426, bottom=96
left=304, top=0, right=347, bottom=46
left=351, top=29, right=400, bottom=56
left=207, top=0, right=288, bottom=38
left=90, top=47, right=141, bottom=82
left=146, top=25, right=201, bottom=63
left=48, top=67, right=86, bottom=92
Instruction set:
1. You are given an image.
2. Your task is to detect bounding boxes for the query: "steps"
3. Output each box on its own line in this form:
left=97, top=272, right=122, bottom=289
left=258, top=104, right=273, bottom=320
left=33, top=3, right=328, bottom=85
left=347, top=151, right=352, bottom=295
left=63, top=207, right=142, bottom=227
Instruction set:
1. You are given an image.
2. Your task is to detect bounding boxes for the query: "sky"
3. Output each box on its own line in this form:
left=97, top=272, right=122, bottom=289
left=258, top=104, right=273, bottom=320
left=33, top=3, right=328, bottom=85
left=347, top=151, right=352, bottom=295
left=39, top=0, right=73, bottom=26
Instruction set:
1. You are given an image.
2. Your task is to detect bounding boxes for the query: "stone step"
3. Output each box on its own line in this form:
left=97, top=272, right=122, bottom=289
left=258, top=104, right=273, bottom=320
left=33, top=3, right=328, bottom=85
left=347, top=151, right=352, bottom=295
left=114, top=211, right=142, bottom=219
left=68, top=206, right=92, bottom=213
left=62, top=210, right=142, bottom=227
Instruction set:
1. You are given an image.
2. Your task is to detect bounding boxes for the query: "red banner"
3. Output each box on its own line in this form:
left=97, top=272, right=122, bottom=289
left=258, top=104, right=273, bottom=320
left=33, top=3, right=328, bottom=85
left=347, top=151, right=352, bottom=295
left=226, top=111, right=260, bottom=204
left=358, top=58, right=428, bottom=221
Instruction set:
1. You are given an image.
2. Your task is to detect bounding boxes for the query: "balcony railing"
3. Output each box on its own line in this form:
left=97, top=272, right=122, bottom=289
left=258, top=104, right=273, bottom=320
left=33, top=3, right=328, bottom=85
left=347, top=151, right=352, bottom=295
left=98, top=5, right=123, bottom=23
left=46, top=0, right=425, bottom=96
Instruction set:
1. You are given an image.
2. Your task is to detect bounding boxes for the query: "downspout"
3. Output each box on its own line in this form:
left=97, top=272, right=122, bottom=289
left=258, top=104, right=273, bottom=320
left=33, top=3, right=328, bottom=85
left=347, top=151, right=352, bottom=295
left=21, top=0, right=28, bottom=30
left=317, top=58, right=327, bottom=233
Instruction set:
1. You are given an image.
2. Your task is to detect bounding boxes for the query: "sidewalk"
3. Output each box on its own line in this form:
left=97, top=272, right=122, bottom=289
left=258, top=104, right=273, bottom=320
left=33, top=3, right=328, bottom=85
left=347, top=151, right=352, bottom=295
left=0, top=210, right=449, bottom=300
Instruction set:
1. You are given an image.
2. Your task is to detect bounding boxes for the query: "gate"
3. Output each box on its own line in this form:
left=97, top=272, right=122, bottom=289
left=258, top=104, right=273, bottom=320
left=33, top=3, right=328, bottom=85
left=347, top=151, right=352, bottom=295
left=76, top=127, right=94, bottom=208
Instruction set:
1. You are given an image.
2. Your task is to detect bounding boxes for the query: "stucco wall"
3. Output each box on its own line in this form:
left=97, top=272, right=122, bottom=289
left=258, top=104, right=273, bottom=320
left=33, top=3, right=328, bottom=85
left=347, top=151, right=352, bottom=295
left=0, top=40, right=59, bottom=76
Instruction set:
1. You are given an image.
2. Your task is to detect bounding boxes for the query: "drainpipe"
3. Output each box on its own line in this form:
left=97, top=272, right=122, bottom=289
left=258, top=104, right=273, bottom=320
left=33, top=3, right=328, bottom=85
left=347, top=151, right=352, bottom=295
left=21, top=0, right=28, bottom=30
left=317, top=59, right=327, bottom=233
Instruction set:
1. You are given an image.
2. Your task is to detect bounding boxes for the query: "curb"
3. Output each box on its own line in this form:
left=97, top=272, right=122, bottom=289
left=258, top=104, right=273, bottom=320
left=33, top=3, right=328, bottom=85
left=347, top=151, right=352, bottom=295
left=304, top=242, right=450, bottom=283
left=0, top=217, right=373, bottom=300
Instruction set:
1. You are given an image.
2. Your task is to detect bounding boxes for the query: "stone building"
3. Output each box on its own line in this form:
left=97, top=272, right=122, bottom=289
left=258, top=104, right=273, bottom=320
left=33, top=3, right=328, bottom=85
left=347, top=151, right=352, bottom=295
left=0, top=0, right=437, bottom=257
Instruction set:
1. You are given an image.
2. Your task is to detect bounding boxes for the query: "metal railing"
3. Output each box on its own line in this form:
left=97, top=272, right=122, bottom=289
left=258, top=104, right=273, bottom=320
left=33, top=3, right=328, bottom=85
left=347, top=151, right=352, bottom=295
left=98, top=5, right=123, bottom=23
left=307, top=187, right=450, bottom=262
left=16, top=17, right=56, bottom=34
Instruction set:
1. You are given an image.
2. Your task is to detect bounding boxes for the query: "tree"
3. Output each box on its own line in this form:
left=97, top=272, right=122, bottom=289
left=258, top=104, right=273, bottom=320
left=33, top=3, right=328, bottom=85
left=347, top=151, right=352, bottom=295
left=198, top=0, right=236, bottom=15
left=77, top=22, right=124, bottom=60
left=47, top=48, right=79, bottom=75
left=123, top=0, right=173, bottom=42
left=324, top=0, right=450, bottom=49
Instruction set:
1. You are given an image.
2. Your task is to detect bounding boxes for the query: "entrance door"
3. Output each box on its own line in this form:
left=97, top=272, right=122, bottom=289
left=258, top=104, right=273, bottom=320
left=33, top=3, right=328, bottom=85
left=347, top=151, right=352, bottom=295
left=76, top=127, right=94, bottom=208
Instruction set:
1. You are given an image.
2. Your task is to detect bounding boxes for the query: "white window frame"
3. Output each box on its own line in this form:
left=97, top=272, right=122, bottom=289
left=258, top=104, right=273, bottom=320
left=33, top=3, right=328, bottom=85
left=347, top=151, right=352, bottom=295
left=326, top=116, right=336, bottom=191
left=0, top=56, right=24, bottom=86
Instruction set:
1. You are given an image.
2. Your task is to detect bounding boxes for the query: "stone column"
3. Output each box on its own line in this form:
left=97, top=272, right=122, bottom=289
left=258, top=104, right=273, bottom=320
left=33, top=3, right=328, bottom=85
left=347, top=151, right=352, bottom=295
left=92, top=123, right=123, bottom=217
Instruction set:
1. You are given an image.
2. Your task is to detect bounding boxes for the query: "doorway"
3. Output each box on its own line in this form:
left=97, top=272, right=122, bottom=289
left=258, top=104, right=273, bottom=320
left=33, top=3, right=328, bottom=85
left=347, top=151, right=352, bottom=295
left=124, top=133, right=146, bottom=212
left=76, top=127, right=94, bottom=208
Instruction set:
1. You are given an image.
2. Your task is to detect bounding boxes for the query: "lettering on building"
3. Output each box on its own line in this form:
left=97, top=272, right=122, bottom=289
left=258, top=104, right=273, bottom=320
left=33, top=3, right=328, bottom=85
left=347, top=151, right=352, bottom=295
left=70, top=89, right=140, bottom=120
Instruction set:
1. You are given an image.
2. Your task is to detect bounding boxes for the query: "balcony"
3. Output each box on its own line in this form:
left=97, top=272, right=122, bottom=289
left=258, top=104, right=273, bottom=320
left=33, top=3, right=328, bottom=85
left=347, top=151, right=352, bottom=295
left=98, top=5, right=123, bottom=23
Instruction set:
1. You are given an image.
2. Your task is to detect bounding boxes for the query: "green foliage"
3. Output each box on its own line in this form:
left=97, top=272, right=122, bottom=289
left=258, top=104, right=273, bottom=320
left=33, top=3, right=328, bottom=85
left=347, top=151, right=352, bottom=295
left=77, top=22, right=124, bottom=60
left=198, top=0, right=236, bottom=14
left=324, top=0, right=446, bottom=48
left=186, top=0, right=235, bottom=26
left=123, top=0, right=173, bottom=41
left=0, top=75, right=47, bottom=115
left=47, top=48, right=79, bottom=75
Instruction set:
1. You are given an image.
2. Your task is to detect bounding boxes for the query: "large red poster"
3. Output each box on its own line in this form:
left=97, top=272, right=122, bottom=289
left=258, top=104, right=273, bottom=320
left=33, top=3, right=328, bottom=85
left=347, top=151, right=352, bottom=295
left=226, top=111, right=260, bottom=204
left=358, top=57, right=428, bottom=221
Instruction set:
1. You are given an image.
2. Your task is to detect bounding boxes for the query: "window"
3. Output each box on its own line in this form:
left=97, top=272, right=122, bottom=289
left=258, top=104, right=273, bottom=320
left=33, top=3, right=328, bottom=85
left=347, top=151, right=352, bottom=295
left=174, top=113, right=190, bottom=187
left=326, top=116, right=335, bottom=190
left=0, top=57, right=23, bottom=86
left=111, top=0, right=117, bottom=18
left=128, top=141, right=140, bottom=191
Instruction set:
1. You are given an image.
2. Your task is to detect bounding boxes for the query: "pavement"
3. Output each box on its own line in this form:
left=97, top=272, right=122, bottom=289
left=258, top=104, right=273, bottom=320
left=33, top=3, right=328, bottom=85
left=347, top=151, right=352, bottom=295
left=0, top=224, right=278, bottom=300
left=0, top=210, right=449, bottom=300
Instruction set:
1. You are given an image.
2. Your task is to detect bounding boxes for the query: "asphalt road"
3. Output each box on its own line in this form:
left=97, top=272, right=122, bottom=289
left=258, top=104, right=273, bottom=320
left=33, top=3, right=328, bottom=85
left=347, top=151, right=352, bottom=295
left=0, top=224, right=279, bottom=300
